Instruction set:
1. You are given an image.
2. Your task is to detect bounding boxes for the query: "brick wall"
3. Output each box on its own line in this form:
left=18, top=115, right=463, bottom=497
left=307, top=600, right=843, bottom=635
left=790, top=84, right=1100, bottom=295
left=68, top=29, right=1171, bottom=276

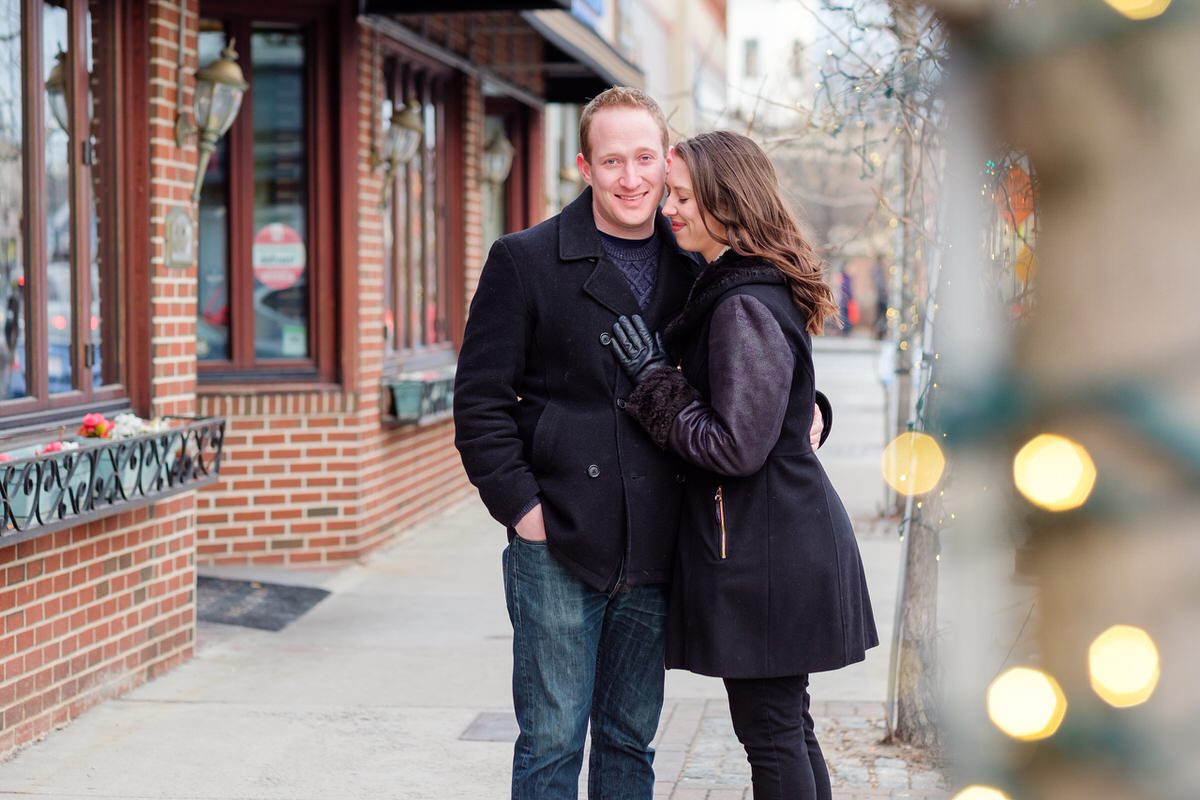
left=149, top=0, right=199, bottom=419
left=193, top=14, right=548, bottom=566
left=0, top=499, right=197, bottom=755
left=0, top=0, right=203, bottom=758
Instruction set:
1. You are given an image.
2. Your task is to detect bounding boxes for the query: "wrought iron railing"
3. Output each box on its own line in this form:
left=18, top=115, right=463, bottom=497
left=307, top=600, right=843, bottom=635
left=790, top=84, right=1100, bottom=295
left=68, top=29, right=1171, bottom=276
left=0, top=416, right=225, bottom=543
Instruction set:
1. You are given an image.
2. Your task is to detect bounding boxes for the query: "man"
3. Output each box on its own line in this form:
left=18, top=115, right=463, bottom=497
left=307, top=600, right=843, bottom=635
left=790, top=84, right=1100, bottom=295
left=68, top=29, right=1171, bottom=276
left=454, top=88, right=829, bottom=799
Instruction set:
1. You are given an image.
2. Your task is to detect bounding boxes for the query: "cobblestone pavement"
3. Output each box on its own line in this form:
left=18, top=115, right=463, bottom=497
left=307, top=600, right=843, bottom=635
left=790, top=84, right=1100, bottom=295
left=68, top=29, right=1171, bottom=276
left=652, top=698, right=950, bottom=800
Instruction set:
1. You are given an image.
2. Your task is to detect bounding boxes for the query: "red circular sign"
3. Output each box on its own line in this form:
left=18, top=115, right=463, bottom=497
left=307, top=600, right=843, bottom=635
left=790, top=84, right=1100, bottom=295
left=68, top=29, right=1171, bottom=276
left=252, top=223, right=306, bottom=290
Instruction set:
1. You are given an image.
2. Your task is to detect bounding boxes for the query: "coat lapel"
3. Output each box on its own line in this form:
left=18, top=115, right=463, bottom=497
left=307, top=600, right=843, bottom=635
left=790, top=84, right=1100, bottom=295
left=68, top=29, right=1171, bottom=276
left=582, top=259, right=642, bottom=318
left=560, top=186, right=642, bottom=318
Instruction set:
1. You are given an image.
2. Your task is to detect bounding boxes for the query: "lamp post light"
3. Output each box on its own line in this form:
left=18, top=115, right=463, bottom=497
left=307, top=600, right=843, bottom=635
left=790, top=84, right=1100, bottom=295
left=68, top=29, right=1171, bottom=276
left=44, top=49, right=70, bottom=133
left=375, top=100, right=424, bottom=208
left=482, top=129, right=516, bottom=186
left=178, top=39, right=249, bottom=202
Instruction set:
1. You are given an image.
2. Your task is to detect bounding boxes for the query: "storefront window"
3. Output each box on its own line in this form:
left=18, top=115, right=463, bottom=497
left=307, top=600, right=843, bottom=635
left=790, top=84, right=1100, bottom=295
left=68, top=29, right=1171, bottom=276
left=0, top=0, right=122, bottom=411
left=197, top=4, right=335, bottom=380
left=251, top=27, right=308, bottom=360
left=381, top=55, right=451, bottom=356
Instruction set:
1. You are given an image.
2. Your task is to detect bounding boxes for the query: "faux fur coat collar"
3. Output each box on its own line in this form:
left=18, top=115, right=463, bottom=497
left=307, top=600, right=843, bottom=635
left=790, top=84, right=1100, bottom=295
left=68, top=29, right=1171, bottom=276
left=663, top=252, right=786, bottom=352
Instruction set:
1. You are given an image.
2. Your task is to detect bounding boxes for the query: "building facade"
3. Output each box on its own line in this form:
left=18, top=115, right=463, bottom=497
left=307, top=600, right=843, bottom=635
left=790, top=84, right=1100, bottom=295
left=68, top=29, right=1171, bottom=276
left=0, top=0, right=644, bottom=757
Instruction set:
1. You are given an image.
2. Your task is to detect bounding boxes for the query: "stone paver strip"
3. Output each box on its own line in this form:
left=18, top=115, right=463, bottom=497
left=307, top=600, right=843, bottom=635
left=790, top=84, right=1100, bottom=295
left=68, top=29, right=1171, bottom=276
left=660, top=697, right=951, bottom=800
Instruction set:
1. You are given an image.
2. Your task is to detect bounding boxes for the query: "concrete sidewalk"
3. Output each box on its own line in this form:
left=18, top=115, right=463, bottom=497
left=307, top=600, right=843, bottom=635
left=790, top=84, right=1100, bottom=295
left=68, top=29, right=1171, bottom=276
left=0, top=342, right=949, bottom=799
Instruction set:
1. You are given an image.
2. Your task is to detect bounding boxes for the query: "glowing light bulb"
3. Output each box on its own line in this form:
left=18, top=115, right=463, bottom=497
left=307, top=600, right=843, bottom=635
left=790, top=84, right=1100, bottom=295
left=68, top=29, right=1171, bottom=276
left=986, top=666, right=1067, bottom=741
left=881, top=432, right=945, bottom=496
left=1104, top=0, right=1172, bottom=20
left=952, top=787, right=1011, bottom=800
left=1013, top=433, right=1096, bottom=511
left=1089, top=625, right=1160, bottom=707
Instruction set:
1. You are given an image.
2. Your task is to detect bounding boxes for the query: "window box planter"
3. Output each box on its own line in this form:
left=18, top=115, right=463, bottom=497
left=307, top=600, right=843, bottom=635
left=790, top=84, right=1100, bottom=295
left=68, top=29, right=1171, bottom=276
left=0, top=416, right=225, bottom=545
left=387, top=366, right=455, bottom=426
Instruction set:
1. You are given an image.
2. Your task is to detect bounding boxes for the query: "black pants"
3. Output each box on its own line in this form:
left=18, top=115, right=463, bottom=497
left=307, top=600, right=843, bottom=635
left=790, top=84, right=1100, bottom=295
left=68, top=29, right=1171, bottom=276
left=723, top=674, right=831, bottom=800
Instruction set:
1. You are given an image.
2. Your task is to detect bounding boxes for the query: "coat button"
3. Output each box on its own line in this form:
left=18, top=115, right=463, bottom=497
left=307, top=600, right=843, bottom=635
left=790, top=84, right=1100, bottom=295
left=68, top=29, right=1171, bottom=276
left=616, top=398, right=627, bottom=409
left=587, top=464, right=601, bottom=478
left=599, top=332, right=612, bottom=346
left=675, top=474, right=686, bottom=483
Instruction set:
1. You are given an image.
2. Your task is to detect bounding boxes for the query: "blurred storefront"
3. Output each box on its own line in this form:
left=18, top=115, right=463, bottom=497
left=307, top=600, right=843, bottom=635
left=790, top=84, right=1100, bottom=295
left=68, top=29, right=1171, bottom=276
left=0, top=0, right=646, bottom=757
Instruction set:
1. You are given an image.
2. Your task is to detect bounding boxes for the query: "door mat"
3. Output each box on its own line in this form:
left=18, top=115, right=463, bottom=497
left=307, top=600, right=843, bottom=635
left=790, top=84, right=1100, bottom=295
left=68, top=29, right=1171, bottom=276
left=460, top=711, right=519, bottom=742
left=197, top=576, right=331, bottom=632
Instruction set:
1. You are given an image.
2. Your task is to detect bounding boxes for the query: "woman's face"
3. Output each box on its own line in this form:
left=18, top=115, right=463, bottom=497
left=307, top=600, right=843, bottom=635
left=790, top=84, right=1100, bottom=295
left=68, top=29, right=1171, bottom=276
left=662, top=157, right=727, bottom=263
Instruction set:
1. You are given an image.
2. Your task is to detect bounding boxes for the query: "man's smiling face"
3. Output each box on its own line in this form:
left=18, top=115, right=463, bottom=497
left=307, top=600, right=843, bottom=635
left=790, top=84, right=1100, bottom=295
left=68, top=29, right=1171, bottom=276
left=576, top=106, right=669, bottom=239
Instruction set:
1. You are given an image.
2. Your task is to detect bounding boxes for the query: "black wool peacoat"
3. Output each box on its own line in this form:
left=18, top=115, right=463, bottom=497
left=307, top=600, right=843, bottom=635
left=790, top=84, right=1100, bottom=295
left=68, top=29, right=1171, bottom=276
left=625, top=253, right=879, bottom=678
left=453, top=188, right=701, bottom=590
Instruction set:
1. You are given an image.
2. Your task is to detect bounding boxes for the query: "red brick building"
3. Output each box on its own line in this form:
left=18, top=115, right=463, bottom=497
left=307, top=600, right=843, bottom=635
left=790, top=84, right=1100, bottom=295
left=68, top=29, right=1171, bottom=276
left=0, top=0, right=640, bottom=756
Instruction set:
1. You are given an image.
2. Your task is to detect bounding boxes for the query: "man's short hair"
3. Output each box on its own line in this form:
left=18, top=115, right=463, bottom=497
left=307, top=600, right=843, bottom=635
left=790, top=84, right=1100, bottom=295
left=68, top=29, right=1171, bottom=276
left=578, top=86, right=670, bottom=162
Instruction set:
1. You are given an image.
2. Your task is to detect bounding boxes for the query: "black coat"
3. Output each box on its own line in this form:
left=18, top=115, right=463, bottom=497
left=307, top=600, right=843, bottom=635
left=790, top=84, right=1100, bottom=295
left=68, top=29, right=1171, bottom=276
left=625, top=254, right=878, bottom=678
left=453, top=189, right=700, bottom=590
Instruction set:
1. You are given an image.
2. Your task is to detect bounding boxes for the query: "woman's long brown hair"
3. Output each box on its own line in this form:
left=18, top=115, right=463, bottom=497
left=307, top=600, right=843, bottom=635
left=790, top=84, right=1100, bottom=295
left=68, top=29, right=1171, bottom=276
left=672, top=131, right=838, bottom=334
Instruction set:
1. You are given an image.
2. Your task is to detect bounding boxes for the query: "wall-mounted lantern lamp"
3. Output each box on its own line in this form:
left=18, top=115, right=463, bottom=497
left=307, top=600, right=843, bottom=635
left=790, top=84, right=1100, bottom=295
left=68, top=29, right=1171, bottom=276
left=44, top=49, right=70, bottom=133
left=558, top=164, right=582, bottom=201
left=482, top=130, right=516, bottom=185
left=373, top=100, right=424, bottom=208
left=176, top=39, right=249, bottom=202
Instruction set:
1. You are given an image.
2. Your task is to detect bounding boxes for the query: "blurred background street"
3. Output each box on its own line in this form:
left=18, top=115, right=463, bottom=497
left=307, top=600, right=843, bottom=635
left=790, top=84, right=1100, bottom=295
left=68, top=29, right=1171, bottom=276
left=0, top=339, right=947, bottom=799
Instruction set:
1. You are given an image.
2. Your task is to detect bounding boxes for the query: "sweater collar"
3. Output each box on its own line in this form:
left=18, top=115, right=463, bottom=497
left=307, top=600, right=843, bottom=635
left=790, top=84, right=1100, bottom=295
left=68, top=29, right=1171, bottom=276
left=558, top=186, right=676, bottom=261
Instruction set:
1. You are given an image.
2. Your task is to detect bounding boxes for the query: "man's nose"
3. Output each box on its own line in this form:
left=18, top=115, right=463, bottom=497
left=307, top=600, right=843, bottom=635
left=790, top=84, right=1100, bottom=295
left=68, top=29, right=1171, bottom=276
left=619, top=163, right=639, bottom=186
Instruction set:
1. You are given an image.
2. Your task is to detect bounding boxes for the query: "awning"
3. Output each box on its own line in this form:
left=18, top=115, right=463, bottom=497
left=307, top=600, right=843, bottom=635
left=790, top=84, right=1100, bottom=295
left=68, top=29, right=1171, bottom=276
left=520, top=10, right=644, bottom=103
left=360, top=0, right=567, bottom=12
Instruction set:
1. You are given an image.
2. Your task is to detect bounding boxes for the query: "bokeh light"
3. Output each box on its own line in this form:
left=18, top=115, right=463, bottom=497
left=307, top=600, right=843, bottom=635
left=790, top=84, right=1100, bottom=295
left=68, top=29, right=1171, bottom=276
left=881, top=431, right=945, bottom=496
left=1089, top=624, right=1161, bottom=707
left=1103, top=0, right=1172, bottom=21
left=987, top=666, right=1067, bottom=741
left=1013, top=433, right=1096, bottom=511
left=951, top=787, right=1012, bottom=800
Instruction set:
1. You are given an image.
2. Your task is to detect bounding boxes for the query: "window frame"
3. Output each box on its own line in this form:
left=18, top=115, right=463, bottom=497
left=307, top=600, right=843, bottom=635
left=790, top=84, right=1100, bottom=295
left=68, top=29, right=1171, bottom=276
left=196, top=0, right=339, bottom=384
left=0, top=0, right=147, bottom=431
left=378, top=39, right=464, bottom=372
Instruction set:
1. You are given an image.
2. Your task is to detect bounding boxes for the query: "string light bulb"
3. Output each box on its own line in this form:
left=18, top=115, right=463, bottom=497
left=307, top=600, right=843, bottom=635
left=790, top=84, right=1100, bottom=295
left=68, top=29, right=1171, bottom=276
left=881, top=432, right=945, bottom=496
left=1089, top=625, right=1161, bottom=708
left=986, top=666, right=1067, bottom=741
left=951, top=787, right=1011, bottom=800
left=1104, top=0, right=1172, bottom=20
left=1013, top=433, right=1097, bottom=511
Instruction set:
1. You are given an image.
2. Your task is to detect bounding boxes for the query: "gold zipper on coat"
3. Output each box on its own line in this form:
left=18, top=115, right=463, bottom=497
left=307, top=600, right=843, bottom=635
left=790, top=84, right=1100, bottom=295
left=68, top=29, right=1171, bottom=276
left=715, top=485, right=727, bottom=559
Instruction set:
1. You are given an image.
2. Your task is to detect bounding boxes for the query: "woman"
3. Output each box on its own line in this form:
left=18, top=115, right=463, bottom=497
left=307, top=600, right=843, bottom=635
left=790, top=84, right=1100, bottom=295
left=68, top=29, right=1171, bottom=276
left=608, top=131, right=878, bottom=800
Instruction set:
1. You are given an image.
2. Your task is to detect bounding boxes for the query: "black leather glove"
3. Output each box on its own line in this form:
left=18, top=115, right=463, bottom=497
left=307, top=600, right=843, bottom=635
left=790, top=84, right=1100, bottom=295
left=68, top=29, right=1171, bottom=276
left=610, top=314, right=671, bottom=384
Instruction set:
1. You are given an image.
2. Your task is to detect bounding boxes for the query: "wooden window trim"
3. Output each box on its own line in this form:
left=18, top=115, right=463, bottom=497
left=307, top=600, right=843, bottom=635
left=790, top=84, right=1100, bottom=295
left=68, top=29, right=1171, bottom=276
left=378, top=39, right=463, bottom=375
left=197, top=0, right=340, bottom=385
left=0, top=0, right=148, bottom=430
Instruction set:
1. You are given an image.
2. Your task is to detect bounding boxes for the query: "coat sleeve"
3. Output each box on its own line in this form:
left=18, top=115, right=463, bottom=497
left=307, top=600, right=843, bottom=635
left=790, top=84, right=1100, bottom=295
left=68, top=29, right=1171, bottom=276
left=453, top=238, right=542, bottom=527
left=625, top=295, right=794, bottom=477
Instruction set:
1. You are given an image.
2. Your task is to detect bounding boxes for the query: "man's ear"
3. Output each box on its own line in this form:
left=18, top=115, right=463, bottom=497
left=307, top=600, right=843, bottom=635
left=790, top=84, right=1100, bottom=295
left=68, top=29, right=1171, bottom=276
left=665, top=145, right=674, bottom=171
left=575, top=152, right=592, bottom=186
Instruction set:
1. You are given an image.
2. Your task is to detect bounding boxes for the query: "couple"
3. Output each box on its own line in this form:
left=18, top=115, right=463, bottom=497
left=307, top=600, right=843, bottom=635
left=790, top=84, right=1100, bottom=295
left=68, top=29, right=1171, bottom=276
left=453, top=87, right=877, bottom=800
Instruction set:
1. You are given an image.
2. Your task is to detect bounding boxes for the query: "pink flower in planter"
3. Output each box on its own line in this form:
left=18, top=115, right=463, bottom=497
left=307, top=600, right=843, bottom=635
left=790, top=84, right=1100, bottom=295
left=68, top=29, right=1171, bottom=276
left=36, top=441, right=79, bottom=456
left=0, top=453, right=10, bottom=463
left=78, top=412, right=112, bottom=439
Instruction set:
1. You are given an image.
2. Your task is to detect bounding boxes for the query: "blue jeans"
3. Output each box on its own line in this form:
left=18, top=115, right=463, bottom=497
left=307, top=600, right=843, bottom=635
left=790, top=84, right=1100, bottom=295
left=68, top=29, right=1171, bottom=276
left=503, top=536, right=668, bottom=799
